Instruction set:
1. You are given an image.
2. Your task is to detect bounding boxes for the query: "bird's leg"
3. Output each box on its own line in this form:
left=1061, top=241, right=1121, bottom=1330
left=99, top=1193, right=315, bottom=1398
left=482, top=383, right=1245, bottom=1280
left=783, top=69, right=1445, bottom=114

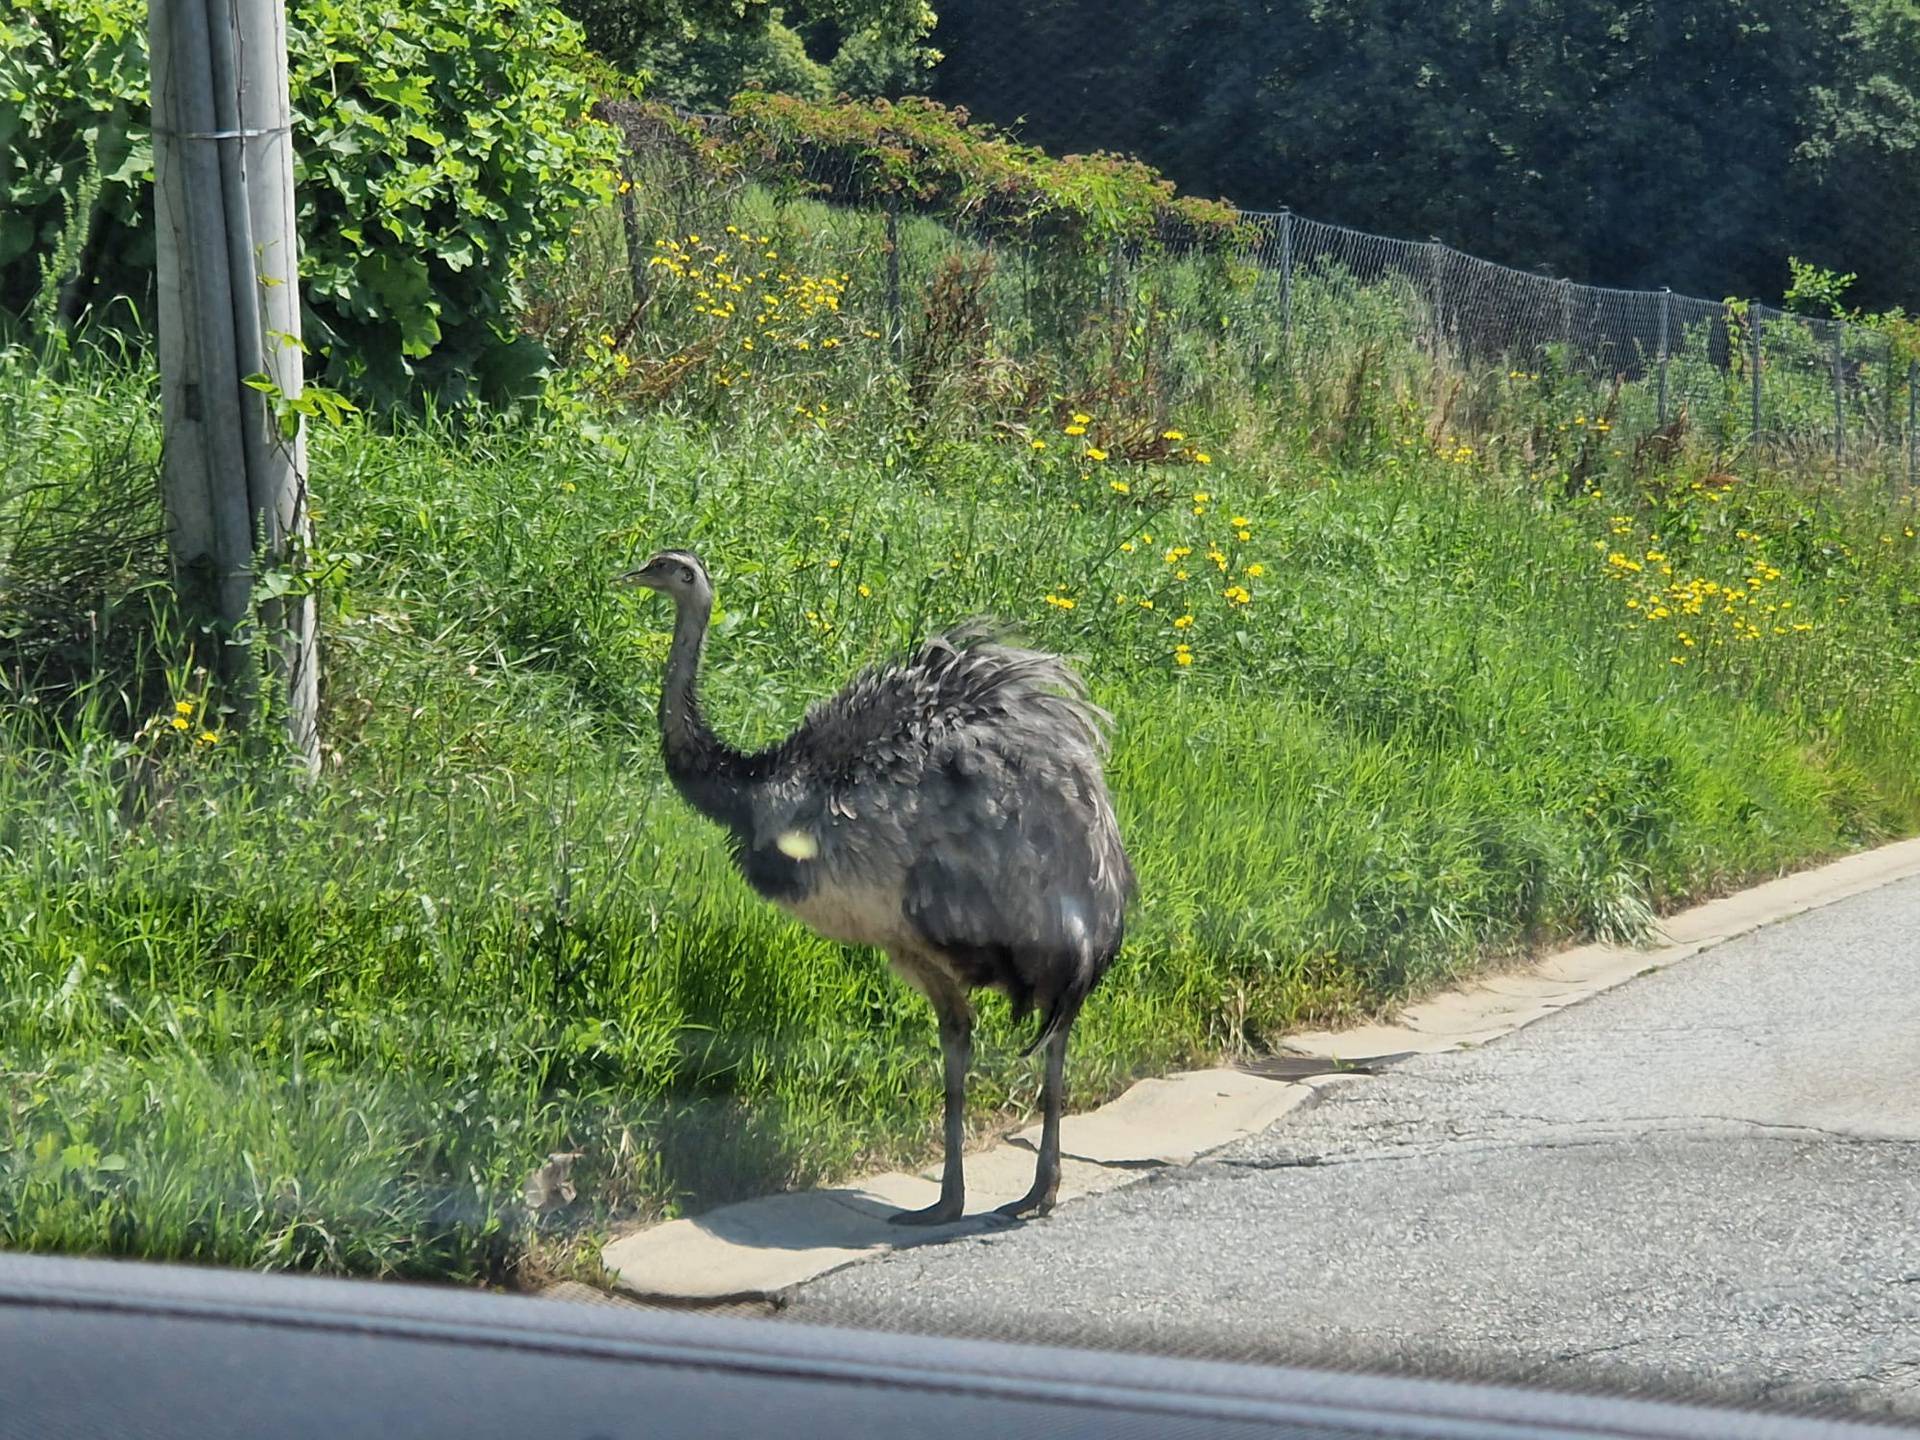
left=996, top=1025, right=1067, bottom=1221
left=889, top=999, right=970, bottom=1226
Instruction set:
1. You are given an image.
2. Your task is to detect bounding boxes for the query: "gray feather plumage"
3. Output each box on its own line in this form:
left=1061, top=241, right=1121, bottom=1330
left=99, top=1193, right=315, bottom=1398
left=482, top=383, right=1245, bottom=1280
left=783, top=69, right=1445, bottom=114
left=637, top=553, right=1132, bottom=1219
left=730, top=619, right=1134, bottom=1041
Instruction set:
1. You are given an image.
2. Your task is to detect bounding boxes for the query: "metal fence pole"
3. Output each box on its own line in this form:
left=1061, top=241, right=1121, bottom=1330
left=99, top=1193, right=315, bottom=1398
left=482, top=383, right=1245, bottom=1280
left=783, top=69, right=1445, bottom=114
left=1278, top=208, right=1294, bottom=360
left=884, top=194, right=902, bottom=365
left=1559, top=279, right=1573, bottom=360
left=1657, top=287, right=1671, bottom=426
left=1908, top=360, right=1917, bottom=490
left=1427, top=238, right=1445, bottom=354
left=616, top=153, right=648, bottom=314
left=1750, top=308, right=1763, bottom=444
left=1832, top=323, right=1846, bottom=466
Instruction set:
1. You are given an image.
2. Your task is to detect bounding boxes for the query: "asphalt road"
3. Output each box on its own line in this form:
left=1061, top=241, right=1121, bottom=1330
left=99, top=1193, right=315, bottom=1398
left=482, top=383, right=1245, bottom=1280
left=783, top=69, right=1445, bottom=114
left=786, top=875, right=1920, bottom=1420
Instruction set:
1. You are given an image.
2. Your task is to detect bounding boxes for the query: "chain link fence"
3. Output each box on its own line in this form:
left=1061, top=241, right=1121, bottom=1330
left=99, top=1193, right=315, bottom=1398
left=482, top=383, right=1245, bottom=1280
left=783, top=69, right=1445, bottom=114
left=602, top=106, right=1916, bottom=484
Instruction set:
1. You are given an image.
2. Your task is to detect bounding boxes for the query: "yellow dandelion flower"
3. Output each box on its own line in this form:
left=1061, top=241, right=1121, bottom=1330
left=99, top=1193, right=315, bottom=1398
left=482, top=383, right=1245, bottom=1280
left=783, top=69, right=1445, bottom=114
left=1173, top=614, right=1195, bottom=629
left=1072, top=412, right=1091, bottom=425
left=1174, top=569, right=1190, bottom=581
left=1110, top=479, right=1130, bottom=494
left=1194, top=452, right=1212, bottom=464
left=1244, top=563, right=1265, bottom=578
left=197, top=730, right=218, bottom=745
left=1064, top=424, right=1088, bottom=437
left=1162, top=429, right=1186, bottom=441
left=1031, top=439, right=1047, bottom=450
left=1087, top=447, right=1109, bottom=462
left=170, top=716, right=189, bottom=732
left=174, top=700, right=194, bottom=715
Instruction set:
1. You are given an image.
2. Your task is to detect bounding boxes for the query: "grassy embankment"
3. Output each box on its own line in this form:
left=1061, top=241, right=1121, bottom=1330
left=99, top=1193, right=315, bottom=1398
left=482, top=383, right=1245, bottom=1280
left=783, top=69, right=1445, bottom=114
left=4, top=198, right=1918, bottom=1286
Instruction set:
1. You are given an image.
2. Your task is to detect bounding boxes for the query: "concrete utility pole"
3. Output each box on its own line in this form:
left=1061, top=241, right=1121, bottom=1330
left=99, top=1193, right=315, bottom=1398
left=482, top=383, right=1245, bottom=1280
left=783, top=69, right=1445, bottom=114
left=150, top=0, right=317, bottom=771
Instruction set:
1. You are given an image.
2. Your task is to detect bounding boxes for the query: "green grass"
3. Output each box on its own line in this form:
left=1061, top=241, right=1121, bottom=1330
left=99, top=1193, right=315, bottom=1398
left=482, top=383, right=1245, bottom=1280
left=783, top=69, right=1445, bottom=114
left=3, top=344, right=1919, bottom=1287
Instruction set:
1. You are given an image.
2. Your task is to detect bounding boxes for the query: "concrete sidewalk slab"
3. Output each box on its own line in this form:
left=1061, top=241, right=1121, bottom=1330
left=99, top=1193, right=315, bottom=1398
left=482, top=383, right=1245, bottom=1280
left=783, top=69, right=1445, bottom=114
left=602, top=1188, right=928, bottom=1301
left=599, top=836, right=1920, bottom=1304
left=604, top=1077, right=1316, bottom=1302
left=1010, top=1068, right=1313, bottom=1165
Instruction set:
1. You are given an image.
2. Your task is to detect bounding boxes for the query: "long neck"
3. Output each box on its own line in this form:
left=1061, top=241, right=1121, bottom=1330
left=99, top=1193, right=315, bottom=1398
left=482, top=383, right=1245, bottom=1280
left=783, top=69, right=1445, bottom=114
left=659, top=593, right=750, bottom=826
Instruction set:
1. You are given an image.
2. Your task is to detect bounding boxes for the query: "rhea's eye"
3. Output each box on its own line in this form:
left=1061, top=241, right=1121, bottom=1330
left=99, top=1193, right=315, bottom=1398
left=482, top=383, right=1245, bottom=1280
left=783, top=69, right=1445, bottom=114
left=679, top=566, right=694, bottom=583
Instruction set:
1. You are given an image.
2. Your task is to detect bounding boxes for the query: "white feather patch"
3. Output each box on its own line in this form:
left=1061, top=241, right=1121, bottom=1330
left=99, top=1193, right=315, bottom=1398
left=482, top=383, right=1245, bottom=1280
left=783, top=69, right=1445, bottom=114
left=776, top=829, right=819, bottom=861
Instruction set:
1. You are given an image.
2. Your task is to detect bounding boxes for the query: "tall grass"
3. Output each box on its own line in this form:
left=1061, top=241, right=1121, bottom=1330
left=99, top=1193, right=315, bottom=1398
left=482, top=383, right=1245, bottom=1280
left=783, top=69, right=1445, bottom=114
left=3, top=301, right=1918, bottom=1289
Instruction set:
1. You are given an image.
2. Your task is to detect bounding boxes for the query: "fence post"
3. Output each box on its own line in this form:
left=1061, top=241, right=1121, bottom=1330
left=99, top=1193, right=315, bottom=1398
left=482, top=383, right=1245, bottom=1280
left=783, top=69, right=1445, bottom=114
left=1750, top=307, right=1763, bottom=444
left=616, top=152, right=648, bottom=314
left=1909, top=360, right=1918, bottom=491
left=1427, top=238, right=1445, bottom=354
left=1832, top=323, right=1846, bottom=467
left=1278, top=208, right=1294, bottom=360
left=1657, top=287, right=1671, bottom=426
left=884, top=194, right=903, bottom=365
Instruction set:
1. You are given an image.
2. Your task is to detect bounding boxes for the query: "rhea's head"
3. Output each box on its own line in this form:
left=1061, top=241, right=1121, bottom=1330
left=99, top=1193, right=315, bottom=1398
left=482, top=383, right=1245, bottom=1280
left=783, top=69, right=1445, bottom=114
left=620, top=549, right=712, bottom=611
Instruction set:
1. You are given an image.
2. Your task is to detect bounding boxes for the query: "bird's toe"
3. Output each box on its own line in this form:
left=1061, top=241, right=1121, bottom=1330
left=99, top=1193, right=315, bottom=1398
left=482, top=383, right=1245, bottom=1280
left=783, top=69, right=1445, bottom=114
left=990, top=1190, right=1057, bottom=1223
left=887, top=1199, right=966, bottom=1227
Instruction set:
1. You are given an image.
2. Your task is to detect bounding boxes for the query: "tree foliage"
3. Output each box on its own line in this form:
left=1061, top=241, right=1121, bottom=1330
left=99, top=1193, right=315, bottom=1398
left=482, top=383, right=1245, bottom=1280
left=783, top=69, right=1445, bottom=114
left=561, top=0, right=937, bottom=106
left=926, top=0, right=1920, bottom=307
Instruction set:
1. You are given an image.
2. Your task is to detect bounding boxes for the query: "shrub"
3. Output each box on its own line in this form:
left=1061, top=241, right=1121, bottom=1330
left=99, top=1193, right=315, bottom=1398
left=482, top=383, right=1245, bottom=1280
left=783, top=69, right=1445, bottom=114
left=723, top=92, right=1244, bottom=249
left=0, top=0, right=152, bottom=329
left=0, top=0, right=619, bottom=408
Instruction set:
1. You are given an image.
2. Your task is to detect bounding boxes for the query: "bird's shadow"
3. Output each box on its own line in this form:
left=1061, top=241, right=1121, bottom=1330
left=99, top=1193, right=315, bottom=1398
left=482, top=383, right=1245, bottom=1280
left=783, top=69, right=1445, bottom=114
left=679, top=1183, right=1022, bottom=1255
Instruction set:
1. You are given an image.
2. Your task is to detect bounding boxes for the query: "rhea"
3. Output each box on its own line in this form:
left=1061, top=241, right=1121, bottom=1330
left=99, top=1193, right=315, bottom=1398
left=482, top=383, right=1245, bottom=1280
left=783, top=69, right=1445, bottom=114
left=623, top=550, right=1133, bottom=1223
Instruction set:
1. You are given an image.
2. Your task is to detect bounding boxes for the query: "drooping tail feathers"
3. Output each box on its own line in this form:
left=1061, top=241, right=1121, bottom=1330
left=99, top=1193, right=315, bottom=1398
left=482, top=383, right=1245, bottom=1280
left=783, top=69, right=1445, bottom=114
left=921, top=618, right=1116, bottom=760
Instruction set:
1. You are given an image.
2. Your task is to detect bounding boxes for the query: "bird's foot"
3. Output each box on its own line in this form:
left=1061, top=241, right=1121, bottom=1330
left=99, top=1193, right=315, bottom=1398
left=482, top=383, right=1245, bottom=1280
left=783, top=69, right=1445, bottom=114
left=990, top=1186, right=1057, bottom=1223
left=887, top=1196, right=965, bottom=1227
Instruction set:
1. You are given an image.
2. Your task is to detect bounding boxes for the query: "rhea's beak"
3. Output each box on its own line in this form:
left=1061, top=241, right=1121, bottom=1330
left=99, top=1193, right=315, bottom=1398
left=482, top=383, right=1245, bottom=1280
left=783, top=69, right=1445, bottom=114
left=620, top=567, right=660, bottom=590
